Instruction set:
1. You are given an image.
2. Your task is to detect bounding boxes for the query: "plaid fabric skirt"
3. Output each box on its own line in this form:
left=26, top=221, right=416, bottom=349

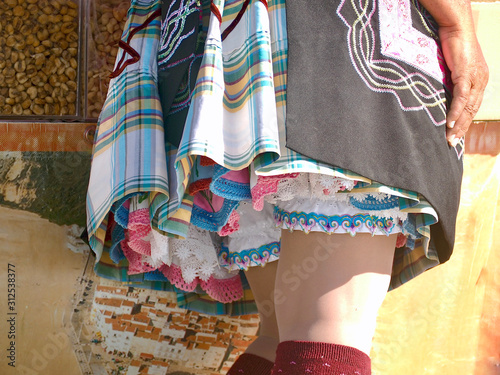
left=87, top=0, right=457, bottom=314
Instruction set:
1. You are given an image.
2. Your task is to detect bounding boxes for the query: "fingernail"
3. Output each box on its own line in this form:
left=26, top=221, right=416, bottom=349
left=448, top=121, right=455, bottom=129
left=448, top=134, right=455, bottom=145
left=450, top=137, right=459, bottom=147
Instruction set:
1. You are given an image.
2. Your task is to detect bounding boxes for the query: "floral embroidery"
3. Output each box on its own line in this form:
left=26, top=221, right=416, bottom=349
left=378, top=0, right=445, bottom=82
left=336, top=0, right=448, bottom=126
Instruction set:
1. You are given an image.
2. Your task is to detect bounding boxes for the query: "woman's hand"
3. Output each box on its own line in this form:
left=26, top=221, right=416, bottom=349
left=417, top=0, right=489, bottom=146
left=439, top=26, right=489, bottom=147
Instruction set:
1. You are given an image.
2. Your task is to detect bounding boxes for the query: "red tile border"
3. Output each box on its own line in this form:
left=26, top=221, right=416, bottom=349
left=0, top=122, right=96, bottom=152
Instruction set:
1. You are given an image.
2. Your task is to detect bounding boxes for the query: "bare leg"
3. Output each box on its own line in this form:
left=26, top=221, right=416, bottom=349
left=244, top=260, right=280, bottom=362
left=275, top=231, right=397, bottom=355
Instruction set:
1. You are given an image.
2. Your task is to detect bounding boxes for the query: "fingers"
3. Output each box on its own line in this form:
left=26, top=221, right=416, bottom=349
left=445, top=79, right=484, bottom=146
left=445, top=63, right=488, bottom=147
left=445, top=80, right=470, bottom=146
left=439, top=27, right=489, bottom=147
left=446, top=87, right=486, bottom=146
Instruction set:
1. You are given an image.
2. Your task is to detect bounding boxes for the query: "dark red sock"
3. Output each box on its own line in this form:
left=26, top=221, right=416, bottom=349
left=271, top=341, right=371, bottom=375
left=227, top=353, right=275, bottom=375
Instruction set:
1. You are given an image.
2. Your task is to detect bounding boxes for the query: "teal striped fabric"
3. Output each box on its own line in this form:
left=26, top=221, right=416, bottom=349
left=86, top=0, right=166, bottom=261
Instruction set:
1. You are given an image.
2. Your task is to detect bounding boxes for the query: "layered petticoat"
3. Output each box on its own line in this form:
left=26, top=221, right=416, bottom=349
left=86, top=0, right=447, bottom=314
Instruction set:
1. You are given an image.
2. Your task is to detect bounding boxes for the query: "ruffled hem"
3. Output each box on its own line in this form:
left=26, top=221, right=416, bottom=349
left=190, top=198, right=240, bottom=232
left=159, top=264, right=244, bottom=303
left=274, top=207, right=401, bottom=237
left=111, top=204, right=245, bottom=303
left=251, top=173, right=299, bottom=211
left=219, top=241, right=280, bottom=271
left=218, top=210, right=240, bottom=236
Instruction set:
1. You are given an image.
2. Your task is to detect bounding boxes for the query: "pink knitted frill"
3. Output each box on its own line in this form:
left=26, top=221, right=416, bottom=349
left=251, top=173, right=300, bottom=211
left=120, top=237, right=156, bottom=275
left=217, top=209, right=241, bottom=236
left=159, top=264, right=244, bottom=303
left=121, top=207, right=244, bottom=303
left=396, top=233, right=408, bottom=248
left=127, top=208, right=152, bottom=256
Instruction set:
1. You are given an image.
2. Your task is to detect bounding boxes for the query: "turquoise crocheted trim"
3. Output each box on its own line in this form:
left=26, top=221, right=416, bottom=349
left=191, top=199, right=240, bottom=231
left=349, top=194, right=400, bottom=211
left=274, top=207, right=397, bottom=235
left=111, top=196, right=132, bottom=228
left=210, top=164, right=252, bottom=201
left=109, top=224, right=126, bottom=264
left=219, top=241, right=280, bottom=270
left=144, top=270, right=170, bottom=282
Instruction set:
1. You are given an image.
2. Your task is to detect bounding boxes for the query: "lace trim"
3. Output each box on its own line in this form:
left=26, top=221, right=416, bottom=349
left=251, top=173, right=299, bottom=211
left=350, top=192, right=388, bottom=202
left=160, top=264, right=198, bottom=291
left=210, top=166, right=252, bottom=201
left=128, top=208, right=152, bottom=256
left=264, top=174, right=410, bottom=222
left=199, top=156, right=215, bottom=166
left=199, top=275, right=244, bottom=303
left=111, top=197, right=131, bottom=228
left=264, top=173, right=357, bottom=206
left=189, top=178, right=212, bottom=195
left=159, top=264, right=243, bottom=303
left=152, top=225, right=221, bottom=283
left=224, top=200, right=280, bottom=242
left=218, top=241, right=280, bottom=271
left=274, top=207, right=398, bottom=236
left=109, top=224, right=126, bottom=264
left=149, top=228, right=173, bottom=268
left=349, top=194, right=399, bottom=210
left=125, top=208, right=227, bottom=285
left=121, top=237, right=156, bottom=275
left=191, top=198, right=240, bottom=231
left=211, top=177, right=252, bottom=201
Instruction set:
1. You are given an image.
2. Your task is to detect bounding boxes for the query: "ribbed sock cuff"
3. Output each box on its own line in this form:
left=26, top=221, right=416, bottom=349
left=228, top=353, right=274, bottom=375
left=272, top=341, right=371, bottom=375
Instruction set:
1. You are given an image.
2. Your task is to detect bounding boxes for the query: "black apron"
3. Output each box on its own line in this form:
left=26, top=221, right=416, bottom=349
left=285, top=0, right=462, bottom=266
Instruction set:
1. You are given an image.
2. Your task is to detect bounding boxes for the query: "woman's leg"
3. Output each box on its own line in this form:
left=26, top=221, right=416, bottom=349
left=272, top=230, right=397, bottom=374
left=226, top=261, right=279, bottom=374
left=244, top=260, right=280, bottom=362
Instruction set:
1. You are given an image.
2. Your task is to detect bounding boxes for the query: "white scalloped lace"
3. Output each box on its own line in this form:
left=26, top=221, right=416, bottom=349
left=150, top=226, right=223, bottom=284
left=266, top=173, right=408, bottom=222
left=266, top=173, right=355, bottom=203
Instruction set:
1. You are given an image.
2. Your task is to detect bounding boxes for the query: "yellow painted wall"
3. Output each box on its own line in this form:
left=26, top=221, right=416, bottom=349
left=373, top=153, right=500, bottom=375
left=472, top=2, right=500, bottom=120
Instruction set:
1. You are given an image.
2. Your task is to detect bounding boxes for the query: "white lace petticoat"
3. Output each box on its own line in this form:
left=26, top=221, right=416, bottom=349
left=119, top=172, right=427, bottom=302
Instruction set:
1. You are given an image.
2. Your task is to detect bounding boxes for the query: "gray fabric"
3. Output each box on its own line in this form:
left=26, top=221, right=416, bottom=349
left=284, top=0, right=462, bottom=264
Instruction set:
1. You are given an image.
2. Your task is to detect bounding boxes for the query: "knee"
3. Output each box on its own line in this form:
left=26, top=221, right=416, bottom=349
left=257, top=308, right=280, bottom=340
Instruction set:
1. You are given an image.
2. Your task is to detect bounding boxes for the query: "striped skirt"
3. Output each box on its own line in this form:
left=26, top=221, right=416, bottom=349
left=86, top=0, right=453, bottom=314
